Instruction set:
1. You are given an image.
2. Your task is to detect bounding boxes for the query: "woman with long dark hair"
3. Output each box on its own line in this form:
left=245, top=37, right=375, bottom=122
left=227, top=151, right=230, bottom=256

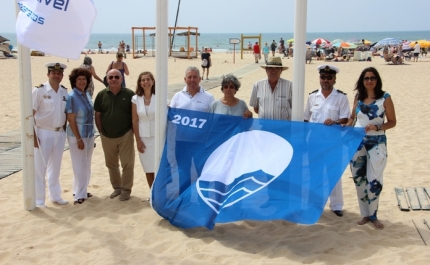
left=345, top=67, right=396, bottom=229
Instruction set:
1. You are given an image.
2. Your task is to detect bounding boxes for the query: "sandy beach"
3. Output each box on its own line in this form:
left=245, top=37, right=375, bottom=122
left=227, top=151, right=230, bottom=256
left=1, top=51, right=430, bottom=265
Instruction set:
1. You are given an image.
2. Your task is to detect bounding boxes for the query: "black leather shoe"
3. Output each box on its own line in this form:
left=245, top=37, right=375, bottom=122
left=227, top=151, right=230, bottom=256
left=333, top=210, right=343, bottom=217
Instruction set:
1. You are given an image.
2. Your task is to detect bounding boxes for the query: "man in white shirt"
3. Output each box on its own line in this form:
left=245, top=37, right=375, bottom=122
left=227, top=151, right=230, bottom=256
left=413, top=42, right=421, bottom=62
left=170, top=66, right=215, bottom=194
left=32, top=63, right=69, bottom=207
left=304, top=64, right=350, bottom=217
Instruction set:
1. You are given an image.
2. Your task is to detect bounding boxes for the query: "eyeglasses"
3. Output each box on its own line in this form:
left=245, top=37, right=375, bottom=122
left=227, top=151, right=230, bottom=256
left=108, top=75, right=120, bottom=80
left=222, top=85, right=236, bottom=90
left=363, top=76, right=377, bottom=82
left=320, top=75, right=334, bottom=80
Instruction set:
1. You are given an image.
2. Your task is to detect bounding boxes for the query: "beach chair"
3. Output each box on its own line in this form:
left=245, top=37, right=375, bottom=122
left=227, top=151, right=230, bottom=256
left=0, top=52, right=6, bottom=59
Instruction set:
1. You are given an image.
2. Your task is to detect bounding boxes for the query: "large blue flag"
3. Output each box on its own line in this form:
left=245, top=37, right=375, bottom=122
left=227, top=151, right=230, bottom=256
left=152, top=108, right=365, bottom=229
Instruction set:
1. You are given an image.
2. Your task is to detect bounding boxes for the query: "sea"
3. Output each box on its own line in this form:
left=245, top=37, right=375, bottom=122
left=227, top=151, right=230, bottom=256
left=2, top=31, right=430, bottom=52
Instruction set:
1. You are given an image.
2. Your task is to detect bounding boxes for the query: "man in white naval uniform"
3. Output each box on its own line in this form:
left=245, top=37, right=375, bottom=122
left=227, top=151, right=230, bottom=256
left=304, top=64, right=350, bottom=217
left=33, top=62, right=69, bottom=207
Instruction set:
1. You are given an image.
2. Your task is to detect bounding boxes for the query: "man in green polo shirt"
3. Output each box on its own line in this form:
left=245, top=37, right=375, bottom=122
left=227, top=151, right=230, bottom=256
left=94, top=69, right=135, bottom=201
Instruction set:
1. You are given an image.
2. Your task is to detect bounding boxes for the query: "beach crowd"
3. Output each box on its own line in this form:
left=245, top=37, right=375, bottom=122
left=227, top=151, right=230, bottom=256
left=32, top=45, right=396, bottom=230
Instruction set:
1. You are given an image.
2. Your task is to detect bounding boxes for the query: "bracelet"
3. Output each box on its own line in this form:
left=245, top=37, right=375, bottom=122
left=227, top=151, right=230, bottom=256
left=77, top=138, right=83, bottom=142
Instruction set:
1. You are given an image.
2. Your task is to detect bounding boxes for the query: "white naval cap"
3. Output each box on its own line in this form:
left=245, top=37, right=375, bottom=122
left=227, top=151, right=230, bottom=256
left=45, top=62, right=67, bottom=71
left=317, top=64, right=339, bottom=74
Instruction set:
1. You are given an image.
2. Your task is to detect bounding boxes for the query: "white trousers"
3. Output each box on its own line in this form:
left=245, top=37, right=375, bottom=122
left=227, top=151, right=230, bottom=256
left=329, top=180, right=344, bottom=211
left=34, top=128, right=66, bottom=205
left=68, top=136, right=95, bottom=200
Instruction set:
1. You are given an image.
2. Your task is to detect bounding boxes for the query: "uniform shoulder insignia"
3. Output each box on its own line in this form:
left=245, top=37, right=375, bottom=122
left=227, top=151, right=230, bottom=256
left=35, top=84, right=44, bottom=88
left=309, top=89, right=318, bottom=95
left=337, top=89, right=347, bottom=95
left=60, top=85, right=68, bottom=90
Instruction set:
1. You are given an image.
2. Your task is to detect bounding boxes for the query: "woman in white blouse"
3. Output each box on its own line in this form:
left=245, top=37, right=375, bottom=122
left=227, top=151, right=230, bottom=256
left=132, top=71, right=156, bottom=190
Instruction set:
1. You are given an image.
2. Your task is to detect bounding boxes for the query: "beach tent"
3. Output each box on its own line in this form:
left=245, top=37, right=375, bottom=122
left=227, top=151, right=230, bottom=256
left=0, top=35, right=10, bottom=44
left=409, top=40, right=430, bottom=48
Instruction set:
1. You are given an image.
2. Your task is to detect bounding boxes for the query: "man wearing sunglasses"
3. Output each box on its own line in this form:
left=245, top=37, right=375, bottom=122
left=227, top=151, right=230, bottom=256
left=303, top=64, right=350, bottom=217
left=94, top=69, right=136, bottom=201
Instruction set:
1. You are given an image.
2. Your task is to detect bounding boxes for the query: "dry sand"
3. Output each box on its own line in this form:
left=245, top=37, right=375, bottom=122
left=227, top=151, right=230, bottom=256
left=1, top=51, right=430, bottom=264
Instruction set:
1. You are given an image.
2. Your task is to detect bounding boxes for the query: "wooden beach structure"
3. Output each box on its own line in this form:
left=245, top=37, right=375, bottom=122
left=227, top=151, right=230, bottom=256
left=131, top=26, right=199, bottom=59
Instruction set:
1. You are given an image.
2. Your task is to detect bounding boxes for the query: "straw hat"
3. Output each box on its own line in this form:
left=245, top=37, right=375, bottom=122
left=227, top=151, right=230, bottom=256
left=261, top=57, right=289, bottom=70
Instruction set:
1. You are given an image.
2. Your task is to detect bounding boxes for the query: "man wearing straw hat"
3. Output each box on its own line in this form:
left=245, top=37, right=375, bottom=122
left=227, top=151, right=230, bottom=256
left=249, top=57, right=292, bottom=120
left=32, top=62, right=69, bottom=207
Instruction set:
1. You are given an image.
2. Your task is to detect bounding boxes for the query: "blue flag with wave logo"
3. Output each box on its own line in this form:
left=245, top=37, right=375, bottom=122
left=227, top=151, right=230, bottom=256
left=152, top=108, right=365, bottom=229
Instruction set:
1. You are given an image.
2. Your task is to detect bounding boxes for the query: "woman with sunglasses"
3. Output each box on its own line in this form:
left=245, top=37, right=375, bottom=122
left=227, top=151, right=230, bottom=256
left=345, top=67, right=396, bottom=229
left=106, top=52, right=129, bottom=87
left=208, top=74, right=252, bottom=118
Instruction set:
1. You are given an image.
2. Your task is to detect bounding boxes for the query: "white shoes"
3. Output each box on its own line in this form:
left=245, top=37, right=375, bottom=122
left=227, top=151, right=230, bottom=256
left=36, top=204, right=47, bottom=208
left=52, top=199, right=69, bottom=205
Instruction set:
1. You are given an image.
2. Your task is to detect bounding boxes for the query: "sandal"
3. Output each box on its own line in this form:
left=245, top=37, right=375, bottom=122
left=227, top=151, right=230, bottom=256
left=73, top=193, right=93, bottom=198
left=73, top=198, right=85, bottom=205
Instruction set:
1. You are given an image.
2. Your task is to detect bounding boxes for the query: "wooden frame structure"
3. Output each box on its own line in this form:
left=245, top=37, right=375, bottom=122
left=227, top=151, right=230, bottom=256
left=240, top=34, right=262, bottom=59
left=131, top=26, right=199, bottom=59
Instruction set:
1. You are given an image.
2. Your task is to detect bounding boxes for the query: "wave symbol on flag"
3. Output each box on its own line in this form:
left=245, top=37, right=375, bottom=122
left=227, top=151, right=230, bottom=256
left=196, top=130, right=293, bottom=213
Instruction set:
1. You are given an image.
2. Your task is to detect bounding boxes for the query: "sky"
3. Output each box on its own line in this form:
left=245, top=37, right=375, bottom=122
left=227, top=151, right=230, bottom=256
left=2, top=0, right=430, bottom=34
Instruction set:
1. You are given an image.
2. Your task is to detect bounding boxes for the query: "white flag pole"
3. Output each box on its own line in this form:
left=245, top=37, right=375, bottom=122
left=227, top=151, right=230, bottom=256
left=291, top=0, right=308, bottom=121
left=16, top=0, right=36, bottom=210
left=154, top=0, right=168, bottom=174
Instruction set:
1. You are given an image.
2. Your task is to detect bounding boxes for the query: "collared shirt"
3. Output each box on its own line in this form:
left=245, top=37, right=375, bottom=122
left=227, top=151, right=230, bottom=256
left=32, top=82, right=68, bottom=128
left=249, top=78, right=292, bottom=120
left=303, top=88, right=350, bottom=123
left=170, top=86, right=215, bottom=112
left=94, top=86, right=135, bottom=138
left=66, top=88, right=94, bottom=138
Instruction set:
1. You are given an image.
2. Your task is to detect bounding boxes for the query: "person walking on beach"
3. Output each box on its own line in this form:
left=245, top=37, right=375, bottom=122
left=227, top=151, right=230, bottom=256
left=270, top=40, right=277, bottom=56
left=170, top=66, right=215, bottom=194
left=253, top=42, right=261, bottom=63
left=98, top=41, right=102, bottom=53
left=413, top=42, right=420, bottom=62
left=304, top=65, right=350, bottom=217
left=201, top=47, right=211, bottom=80
left=249, top=57, right=292, bottom=120
left=80, top=56, right=104, bottom=97
left=94, top=69, right=135, bottom=201
left=106, top=52, right=129, bottom=87
left=344, top=67, right=396, bottom=229
left=262, top=42, right=270, bottom=64
left=32, top=62, right=69, bottom=207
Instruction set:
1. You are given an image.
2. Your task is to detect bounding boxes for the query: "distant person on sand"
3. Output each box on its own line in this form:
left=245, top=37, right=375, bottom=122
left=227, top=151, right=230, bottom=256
left=209, top=74, right=253, bottom=118
left=106, top=52, right=129, bottom=87
left=249, top=57, right=292, bottom=121
left=201, top=47, right=211, bottom=80
left=33, top=62, right=69, bottom=207
left=169, top=66, right=215, bottom=194
left=80, top=56, right=104, bottom=97
left=304, top=65, right=350, bottom=218
left=253, top=42, right=260, bottom=63
left=262, top=42, right=270, bottom=64
left=344, top=67, right=397, bottom=230
left=94, top=69, right=136, bottom=201
left=98, top=41, right=102, bottom=53
left=270, top=40, right=277, bottom=56
left=413, top=42, right=420, bottom=62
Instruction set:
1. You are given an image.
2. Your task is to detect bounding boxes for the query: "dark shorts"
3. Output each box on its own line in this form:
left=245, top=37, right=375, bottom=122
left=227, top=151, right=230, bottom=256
left=414, top=52, right=419, bottom=57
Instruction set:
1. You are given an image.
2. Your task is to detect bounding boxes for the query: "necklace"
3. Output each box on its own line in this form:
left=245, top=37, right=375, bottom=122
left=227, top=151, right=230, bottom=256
left=144, top=97, right=151, bottom=102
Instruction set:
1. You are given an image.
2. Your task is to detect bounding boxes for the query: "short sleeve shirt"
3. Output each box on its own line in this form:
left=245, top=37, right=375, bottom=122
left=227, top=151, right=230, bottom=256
left=65, top=88, right=94, bottom=138
left=249, top=78, right=292, bottom=120
left=93, top=87, right=135, bottom=138
left=32, top=82, right=68, bottom=128
left=304, top=88, right=350, bottom=123
left=170, top=86, right=215, bottom=112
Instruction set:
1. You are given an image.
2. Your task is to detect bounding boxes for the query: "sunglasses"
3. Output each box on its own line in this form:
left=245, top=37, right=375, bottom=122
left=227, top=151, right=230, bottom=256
left=222, top=85, right=236, bottom=90
left=320, top=75, right=334, bottom=80
left=363, top=76, right=377, bottom=82
left=108, top=75, right=120, bottom=80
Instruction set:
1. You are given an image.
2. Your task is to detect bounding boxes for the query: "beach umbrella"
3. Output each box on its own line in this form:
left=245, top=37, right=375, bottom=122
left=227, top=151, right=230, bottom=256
left=374, top=38, right=402, bottom=48
left=346, top=38, right=363, bottom=45
left=0, top=35, right=10, bottom=44
left=311, top=38, right=330, bottom=46
left=333, top=41, right=350, bottom=48
left=287, top=38, right=294, bottom=43
left=363, top=39, right=371, bottom=45
left=409, top=40, right=430, bottom=48
left=331, top=39, right=344, bottom=44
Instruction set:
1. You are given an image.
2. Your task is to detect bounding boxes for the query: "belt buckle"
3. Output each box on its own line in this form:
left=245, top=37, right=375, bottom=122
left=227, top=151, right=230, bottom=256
left=55, top=127, right=61, bottom=131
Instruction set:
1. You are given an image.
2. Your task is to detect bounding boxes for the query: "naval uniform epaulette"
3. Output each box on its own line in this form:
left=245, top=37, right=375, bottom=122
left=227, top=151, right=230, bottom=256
left=35, top=84, right=44, bottom=88
left=60, top=85, right=68, bottom=90
left=336, top=89, right=347, bottom=95
left=309, top=89, right=318, bottom=95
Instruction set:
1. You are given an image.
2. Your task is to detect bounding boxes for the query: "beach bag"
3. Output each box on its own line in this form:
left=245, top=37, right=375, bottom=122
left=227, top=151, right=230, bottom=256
left=201, top=59, right=208, bottom=67
left=103, top=76, right=109, bottom=87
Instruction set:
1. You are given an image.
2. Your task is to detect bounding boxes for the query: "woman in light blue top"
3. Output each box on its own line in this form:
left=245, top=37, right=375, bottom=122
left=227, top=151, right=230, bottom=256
left=209, top=74, right=253, bottom=118
left=66, top=68, right=95, bottom=205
